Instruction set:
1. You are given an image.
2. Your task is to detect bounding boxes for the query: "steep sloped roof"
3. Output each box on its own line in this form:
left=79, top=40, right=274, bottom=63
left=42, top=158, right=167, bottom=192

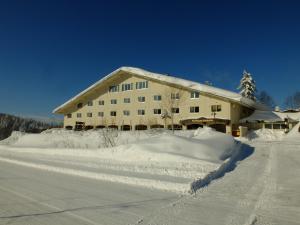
left=53, top=66, right=268, bottom=113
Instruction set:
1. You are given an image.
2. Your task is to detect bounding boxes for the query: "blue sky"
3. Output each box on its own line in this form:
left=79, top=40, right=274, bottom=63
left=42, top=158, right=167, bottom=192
left=0, top=0, right=299, bottom=118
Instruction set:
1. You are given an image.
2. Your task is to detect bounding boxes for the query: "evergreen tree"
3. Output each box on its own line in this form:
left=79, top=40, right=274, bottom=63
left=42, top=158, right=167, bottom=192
left=0, top=113, right=62, bottom=140
left=238, top=70, right=257, bottom=101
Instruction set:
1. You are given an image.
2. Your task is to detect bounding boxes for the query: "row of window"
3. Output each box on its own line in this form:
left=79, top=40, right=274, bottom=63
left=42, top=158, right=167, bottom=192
left=67, top=105, right=222, bottom=118
left=109, top=81, right=149, bottom=93
left=80, top=92, right=200, bottom=108
left=265, top=123, right=286, bottom=129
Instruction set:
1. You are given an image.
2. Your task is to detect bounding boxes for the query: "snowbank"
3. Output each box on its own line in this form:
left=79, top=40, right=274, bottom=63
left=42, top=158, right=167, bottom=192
left=239, top=129, right=285, bottom=141
left=0, top=127, right=240, bottom=193
left=6, top=128, right=160, bottom=149
left=0, top=131, right=26, bottom=145
left=285, top=122, right=300, bottom=142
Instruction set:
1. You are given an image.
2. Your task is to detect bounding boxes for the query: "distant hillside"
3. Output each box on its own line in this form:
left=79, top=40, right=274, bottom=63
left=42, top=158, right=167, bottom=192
left=0, top=113, right=62, bottom=141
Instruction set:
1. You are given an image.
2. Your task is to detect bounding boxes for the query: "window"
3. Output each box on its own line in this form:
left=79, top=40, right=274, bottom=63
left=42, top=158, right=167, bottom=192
left=211, top=105, right=222, bottom=112
left=154, top=95, right=162, bottom=101
left=280, top=124, right=286, bottom=129
left=124, top=98, right=130, bottom=103
left=171, top=93, right=180, bottom=100
left=190, top=106, right=199, bottom=113
left=110, top=111, right=117, bottom=116
left=67, top=114, right=72, bottom=118
left=265, top=124, right=272, bottom=129
left=153, top=109, right=161, bottom=114
left=77, top=113, right=82, bottom=118
left=87, top=101, right=93, bottom=106
left=109, top=85, right=119, bottom=92
left=121, top=83, right=133, bottom=91
left=273, top=124, right=281, bottom=129
left=98, top=112, right=104, bottom=117
left=172, top=108, right=180, bottom=114
left=138, top=109, right=145, bottom=115
left=77, top=103, right=83, bottom=108
left=136, top=81, right=149, bottom=89
left=99, top=100, right=104, bottom=105
left=111, top=99, right=117, bottom=104
left=191, top=91, right=200, bottom=99
left=123, top=110, right=130, bottom=116
left=87, top=112, right=92, bottom=117
left=138, top=96, right=145, bottom=102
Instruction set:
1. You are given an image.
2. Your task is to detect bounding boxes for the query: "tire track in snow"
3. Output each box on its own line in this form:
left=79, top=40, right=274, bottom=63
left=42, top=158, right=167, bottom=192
left=0, top=185, right=102, bottom=225
left=242, top=143, right=277, bottom=225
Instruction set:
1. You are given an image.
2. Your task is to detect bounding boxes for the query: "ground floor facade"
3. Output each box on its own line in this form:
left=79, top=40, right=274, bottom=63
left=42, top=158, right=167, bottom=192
left=66, top=116, right=232, bottom=134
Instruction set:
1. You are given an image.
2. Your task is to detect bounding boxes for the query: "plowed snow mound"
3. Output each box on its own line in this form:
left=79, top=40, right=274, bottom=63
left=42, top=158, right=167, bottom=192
left=246, top=129, right=285, bottom=141
left=285, top=122, right=300, bottom=142
left=0, top=127, right=241, bottom=193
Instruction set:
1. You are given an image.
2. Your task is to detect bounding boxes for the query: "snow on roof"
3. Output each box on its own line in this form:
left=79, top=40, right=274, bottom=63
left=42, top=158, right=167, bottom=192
left=240, top=110, right=300, bottom=123
left=279, top=111, right=300, bottom=121
left=53, top=66, right=268, bottom=113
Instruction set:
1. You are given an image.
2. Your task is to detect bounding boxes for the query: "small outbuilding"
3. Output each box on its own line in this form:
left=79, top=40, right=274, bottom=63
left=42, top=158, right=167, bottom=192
left=240, top=110, right=300, bottom=133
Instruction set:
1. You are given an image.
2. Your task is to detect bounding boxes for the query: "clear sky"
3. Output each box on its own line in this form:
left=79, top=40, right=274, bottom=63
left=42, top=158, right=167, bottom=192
left=0, top=0, right=299, bottom=118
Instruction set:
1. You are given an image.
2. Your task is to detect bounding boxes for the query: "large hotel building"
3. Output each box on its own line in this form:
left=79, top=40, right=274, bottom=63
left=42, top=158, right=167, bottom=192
left=53, top=67, right=266, bottom=134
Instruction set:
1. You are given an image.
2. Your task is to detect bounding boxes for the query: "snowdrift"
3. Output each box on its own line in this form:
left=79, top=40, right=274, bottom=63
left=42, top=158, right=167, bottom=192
left=285, top=122, right=300, bottom=142
left=0, top=127, right=241, bottom=193
left=246, top=129, right=285, bottom=141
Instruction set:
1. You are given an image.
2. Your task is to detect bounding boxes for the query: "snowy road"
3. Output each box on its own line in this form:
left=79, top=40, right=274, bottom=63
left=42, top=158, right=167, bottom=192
left=137, top=139, right=300, bottom=225
left=0, top=138, right=300, bottom=224
left=0, top=157, right=179, bottom=225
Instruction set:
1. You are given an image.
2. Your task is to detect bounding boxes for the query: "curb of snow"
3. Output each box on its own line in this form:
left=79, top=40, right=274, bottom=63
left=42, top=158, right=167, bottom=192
left=190, top=142, right=242, bottom=193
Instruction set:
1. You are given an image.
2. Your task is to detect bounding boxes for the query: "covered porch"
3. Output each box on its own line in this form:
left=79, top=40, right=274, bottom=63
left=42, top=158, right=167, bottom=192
left=180, top=117, right=231, bottom=133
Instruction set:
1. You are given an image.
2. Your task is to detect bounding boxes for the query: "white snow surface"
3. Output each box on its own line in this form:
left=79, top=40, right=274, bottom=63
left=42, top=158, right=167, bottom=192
left=0, top=127, right=240, bottom=193
left=240, top=110, right=300, bottom=123
left=246, top=129, right=286, bottom=141
left=284, top=122, right=300, bottom=142
left=53, top=67, right=268, bottom=113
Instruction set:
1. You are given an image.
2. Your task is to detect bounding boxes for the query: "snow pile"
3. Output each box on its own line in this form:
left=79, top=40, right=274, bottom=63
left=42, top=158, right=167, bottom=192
left=246, top=129, right=285, bottom=141
left=0, top=131, right=26, bottom=145
left=0, top=127, right=240, bottom=193
left=7, top=128, right=160, bottom=149
left=285, top=122, right=300, bottom=141
left=111, top=127, right=237, bottom=164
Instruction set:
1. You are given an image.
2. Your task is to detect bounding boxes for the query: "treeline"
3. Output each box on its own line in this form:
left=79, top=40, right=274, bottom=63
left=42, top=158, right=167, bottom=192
left=0, top=113, right=62, bottom=140
left=257, top=91, right=300, bottom=110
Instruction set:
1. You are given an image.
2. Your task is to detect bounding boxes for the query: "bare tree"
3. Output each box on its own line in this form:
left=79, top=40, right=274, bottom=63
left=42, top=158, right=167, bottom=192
left=257, top=91, right=276, bottom=108
left=284, top=92, right=300, bottom=110
left=160, top=87, right=184, bottom=134
left=101, top=117, right=119, bottom=148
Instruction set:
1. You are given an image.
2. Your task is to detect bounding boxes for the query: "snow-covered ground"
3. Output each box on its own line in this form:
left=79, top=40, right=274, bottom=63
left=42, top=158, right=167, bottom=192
left=134, top=123, right=300, bottom=225
left=0, top=127, right=241, bottom=193
left=0, top=125, right=299, bottom=224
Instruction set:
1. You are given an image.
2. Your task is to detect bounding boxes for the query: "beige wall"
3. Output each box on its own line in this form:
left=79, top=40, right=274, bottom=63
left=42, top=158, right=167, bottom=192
left=230, top=103, right=254, bottom=131
left=60, top=71, right=246, bottom=131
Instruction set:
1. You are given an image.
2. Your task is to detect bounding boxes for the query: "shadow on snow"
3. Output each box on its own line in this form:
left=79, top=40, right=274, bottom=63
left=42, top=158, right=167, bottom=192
left=190, top=142, right=254, bottom=193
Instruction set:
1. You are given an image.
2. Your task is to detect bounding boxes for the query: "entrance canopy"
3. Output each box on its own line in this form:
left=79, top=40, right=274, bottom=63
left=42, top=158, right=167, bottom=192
left=180, top=117, right=230, bottom=126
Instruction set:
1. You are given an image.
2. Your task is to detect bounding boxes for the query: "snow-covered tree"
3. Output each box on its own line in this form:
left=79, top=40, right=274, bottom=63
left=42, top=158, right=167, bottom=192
left=0, top=113, right=62, bottom=140
left=238, top=70, right=257, bottom=101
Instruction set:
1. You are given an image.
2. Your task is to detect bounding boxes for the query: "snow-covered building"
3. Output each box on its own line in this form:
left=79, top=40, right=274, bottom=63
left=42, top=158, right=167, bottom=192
left=53, top=67, right=267, bottom=134
left=240, top=110, right=300, bottom=132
